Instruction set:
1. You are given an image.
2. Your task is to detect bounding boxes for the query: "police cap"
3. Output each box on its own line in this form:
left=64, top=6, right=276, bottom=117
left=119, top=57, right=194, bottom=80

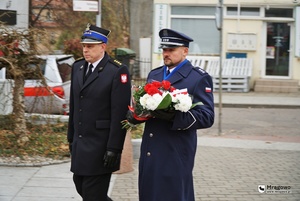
left=159, top=28, right=193, bottom=49
left=81, top=23, right=111, bottom=44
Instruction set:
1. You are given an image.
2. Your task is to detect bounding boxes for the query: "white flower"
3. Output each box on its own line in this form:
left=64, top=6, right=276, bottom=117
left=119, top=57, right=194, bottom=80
left=140, top=93, right=164, bottom=111
left=173, top=93, right=193, bottom=112
left=140, top=94, right=151, bottom=109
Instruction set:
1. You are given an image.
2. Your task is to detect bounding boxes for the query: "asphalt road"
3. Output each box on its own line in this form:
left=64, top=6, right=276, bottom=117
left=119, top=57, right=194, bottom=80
left=198, top=107, right=300, bottom=142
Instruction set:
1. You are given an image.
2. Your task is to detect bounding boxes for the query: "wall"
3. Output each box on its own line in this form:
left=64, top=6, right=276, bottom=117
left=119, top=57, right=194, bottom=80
left=223, top=19, right=263, bottom=87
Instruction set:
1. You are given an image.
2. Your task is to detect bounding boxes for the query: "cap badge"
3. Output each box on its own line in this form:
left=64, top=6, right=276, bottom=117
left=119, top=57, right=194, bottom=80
left=163, top=29, right=168, bottom=36
left=85, top=23, right=91, bottom=31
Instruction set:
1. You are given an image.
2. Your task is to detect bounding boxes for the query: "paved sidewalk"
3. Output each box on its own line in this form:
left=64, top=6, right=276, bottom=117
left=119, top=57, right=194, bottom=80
left=110, top=137, right=300, bottom=201
left=1, top=137, right=299, bottom=201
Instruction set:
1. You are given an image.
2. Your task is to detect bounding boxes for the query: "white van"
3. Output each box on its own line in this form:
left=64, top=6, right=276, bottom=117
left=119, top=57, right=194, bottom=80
left=0, top=55, right=74, bottom=115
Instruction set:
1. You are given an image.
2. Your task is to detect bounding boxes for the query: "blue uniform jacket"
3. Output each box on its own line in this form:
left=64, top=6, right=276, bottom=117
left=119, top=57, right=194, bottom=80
left=138, top=60, right=214, bottom=201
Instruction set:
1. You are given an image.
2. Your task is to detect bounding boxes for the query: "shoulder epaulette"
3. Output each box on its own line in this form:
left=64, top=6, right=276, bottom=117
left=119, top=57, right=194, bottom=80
left=194, top=66, right=208, bottom=75
left=109, top=58, right=122, bottom=67
left=74, top=57, right=84, bottom=63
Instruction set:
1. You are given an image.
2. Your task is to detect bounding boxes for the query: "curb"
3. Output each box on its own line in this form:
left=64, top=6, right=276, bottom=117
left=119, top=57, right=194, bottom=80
left=215, top=103, right=300, bottom=109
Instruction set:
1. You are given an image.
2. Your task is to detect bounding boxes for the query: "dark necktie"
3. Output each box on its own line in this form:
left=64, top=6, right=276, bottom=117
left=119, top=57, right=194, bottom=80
left=84, top=64, right=93, bottom=82
left=166, top=69, right=170, bottom=76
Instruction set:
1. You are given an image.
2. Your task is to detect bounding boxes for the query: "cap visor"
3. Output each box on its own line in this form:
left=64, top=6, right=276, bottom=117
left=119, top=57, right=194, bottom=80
left=81, top=38, right=103, bottom=44
left=159, top=44, right=183, bottom=49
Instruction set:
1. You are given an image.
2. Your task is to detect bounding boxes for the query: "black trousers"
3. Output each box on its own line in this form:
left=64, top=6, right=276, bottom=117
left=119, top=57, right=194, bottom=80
left=73, top=173, right=112, bottom=201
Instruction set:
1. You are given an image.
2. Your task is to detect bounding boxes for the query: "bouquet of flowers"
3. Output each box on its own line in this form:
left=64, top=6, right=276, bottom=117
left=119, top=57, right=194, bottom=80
left=121, top=80, right=202, bottom=130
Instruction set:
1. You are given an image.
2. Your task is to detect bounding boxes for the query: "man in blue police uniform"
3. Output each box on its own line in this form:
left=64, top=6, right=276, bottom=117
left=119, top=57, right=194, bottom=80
left=128, top=28, right=214, bottom=201
left=67, top=23, right=131, bottom=201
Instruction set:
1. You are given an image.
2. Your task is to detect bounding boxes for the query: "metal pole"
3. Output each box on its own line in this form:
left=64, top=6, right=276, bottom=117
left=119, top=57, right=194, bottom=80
left=218, top=0, right=223, bottom=136
left=96, top=0, right=101, bottom=27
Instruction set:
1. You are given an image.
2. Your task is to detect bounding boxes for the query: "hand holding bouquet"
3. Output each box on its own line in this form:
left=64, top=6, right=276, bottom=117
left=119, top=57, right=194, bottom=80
left=121, top=80, right=202, bottom=130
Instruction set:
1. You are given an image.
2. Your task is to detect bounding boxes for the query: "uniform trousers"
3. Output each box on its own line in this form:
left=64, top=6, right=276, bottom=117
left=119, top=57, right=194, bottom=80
left=73, top=173, right=112, bottom=201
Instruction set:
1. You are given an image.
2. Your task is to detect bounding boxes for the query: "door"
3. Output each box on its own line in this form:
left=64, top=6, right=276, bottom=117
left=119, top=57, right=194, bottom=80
left=265, top=22, right=290, bottom=76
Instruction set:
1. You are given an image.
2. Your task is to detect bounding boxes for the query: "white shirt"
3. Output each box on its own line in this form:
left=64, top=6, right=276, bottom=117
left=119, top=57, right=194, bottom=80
left=87, top=57, right=103, bottom=73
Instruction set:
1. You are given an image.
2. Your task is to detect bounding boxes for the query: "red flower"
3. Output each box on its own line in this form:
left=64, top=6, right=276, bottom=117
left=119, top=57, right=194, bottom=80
left=144, top=83, right=160, bottom=95
left=152, top=81, right=161, bottom=88
left=161, top=80, right=171, bottom=90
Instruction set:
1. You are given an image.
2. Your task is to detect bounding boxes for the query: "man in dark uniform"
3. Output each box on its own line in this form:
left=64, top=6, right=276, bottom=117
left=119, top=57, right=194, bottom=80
left=128, top=28, right=214, bottom=201
left=67, top=23, right=131, bottom=201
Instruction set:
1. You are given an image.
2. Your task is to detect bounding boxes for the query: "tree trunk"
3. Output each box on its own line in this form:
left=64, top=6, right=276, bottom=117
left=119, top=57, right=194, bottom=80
left=12, top=76, right=29, bottom=146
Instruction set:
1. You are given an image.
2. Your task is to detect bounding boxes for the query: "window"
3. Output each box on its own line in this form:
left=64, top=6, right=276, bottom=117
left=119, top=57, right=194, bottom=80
left=23, top=59, right=46, bottom=79
left=46, top=10, right=52, bottom=21
left=57, top=56, right=74, bottom=82
left=0, top=10, right=17, bottom=25
left=171, top=6, right=220, bottom=55
left=265, top=8, right=293, bottom=18
left=227, top=7, right=260, bottom=16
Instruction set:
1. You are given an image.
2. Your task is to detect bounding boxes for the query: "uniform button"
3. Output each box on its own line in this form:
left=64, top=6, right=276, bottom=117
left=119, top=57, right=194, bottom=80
left=79, top=135, right=82, bottom=138
left=79, top=122, right=82, bottom=125
left=149, top=133, right=153, bottom=137
left=147, top=152, right=151, bottom=156
left=79, top=109, right=82, bottom=112
left=80, top=95, right=83, bottom=98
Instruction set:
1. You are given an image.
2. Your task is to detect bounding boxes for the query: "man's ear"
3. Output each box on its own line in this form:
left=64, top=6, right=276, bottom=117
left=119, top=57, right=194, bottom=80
left=183, top=47, right=189, bottom=56
left=101, top=43, right=107, bottom=49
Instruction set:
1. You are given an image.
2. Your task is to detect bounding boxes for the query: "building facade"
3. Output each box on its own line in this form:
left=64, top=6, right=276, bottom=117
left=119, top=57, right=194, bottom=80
left=151, top=0, right=300, bottom=92
left=0, top=0, right=29, bottom=29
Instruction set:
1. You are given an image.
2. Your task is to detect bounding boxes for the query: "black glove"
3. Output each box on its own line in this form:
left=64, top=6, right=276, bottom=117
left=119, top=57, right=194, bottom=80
left=69, top=143, right=72, bottom=154
left=126, top=110, right=145, bottom=125
left=151, top=109, right=176, bottom=121
left=103, top=150, right=121, bottom=168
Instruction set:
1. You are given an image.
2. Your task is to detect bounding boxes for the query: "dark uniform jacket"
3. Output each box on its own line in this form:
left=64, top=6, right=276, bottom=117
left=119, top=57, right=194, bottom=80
left=138, top=60, right=214, bottom=201
left=67, top=52, right=131, bottom=175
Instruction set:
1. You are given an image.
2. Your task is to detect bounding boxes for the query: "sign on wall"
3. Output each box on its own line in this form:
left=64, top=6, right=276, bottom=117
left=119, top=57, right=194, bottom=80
left=295, top=7, right=300, bottom=57
left=227, top=33, right=257, bottom=51
left=153, top=4, right=168, bottom=53
left=73, top=0, right=98, bottom=12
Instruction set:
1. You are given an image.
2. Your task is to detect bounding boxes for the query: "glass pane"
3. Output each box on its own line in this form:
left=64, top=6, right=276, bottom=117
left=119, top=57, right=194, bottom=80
left=227, top=7, right=238, bottom=15
left=266, top=22, right=290, bottom=76
left=57, top=56, right=74, bottom=82
left=227, top=7, right=260, bottom=16
left=24, top=59, right=46, bottom=79
left=241, top=8, right=260, bottom=16
left=171, top=18, right=220, bottom=54
left=172, top=6, right=215, bottom=15
left=265, top=8, right=293, bottom=18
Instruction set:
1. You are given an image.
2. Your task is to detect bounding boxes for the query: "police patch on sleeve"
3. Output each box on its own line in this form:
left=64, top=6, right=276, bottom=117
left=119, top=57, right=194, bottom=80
left=121, top=74, right=128, bottom=83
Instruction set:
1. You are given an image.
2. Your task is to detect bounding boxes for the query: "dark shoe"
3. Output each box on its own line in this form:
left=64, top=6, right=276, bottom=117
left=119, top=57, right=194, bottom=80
left=107, top=196, right=113, bottom=201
